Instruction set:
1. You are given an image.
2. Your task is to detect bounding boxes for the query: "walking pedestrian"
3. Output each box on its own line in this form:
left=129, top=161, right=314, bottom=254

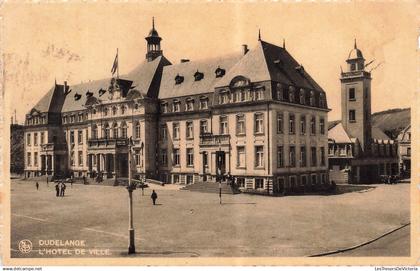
left=151, top=190, right=158, bottom=205
left=55, top=183, right=60, bottom=197
left=35, top=182, right=39, bottom=190
left=60, top=183, right=66, bottom=197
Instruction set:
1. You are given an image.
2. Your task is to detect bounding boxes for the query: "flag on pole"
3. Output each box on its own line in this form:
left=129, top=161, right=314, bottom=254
left=111, top=50, right=118, bottom=75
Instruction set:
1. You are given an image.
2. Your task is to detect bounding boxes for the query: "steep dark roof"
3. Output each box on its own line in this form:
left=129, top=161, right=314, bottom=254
left=31, top=85, right=56, bottom=113
left=61, top=56, right=170, bottom=112
left=214, top=40, right=326, bottom=94
left=158, top=54, right=241, bottom=99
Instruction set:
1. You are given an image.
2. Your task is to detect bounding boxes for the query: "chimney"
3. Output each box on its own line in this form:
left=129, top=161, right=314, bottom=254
left=64, top=81, right=68, bottom=94
left=242, top=44, right=249, bottom=55
left=180, top=59, right=190, bottom=63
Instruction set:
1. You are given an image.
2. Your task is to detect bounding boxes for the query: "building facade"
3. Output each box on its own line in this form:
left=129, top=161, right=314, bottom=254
left=23, top=21, right=330, bottom=194
left=328, top=42, right=399, bottom=184
left=397, top=125, right=411, bottom=178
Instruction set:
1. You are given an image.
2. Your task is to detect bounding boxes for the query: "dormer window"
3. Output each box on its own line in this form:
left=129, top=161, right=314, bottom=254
left=173, top=100, right=180, bottom=112
left=99, top=88, right=106, bottom=96
left=288, top=86, right=295, bottom=103
left=276, top=83, right=283, bottom=101
left=219, top=90, right=230, bottom=104
left=194, top=71, right=204, bottom=81
left=215, top=67, right=225, bottom=78
left=299, top=89, right=305, bottom=105
left=319, top=93, right=325, bottom=108
left=70, top=115, right=75, bottom=123
left=199, top=97, right=208, bottom=109
left=350, top=63, right=356, bottom=71
left=175, top=74, right=184, bottom=85
left=74, top=93, right=81, bottom=101
left=161, top=102, right=168, bottom=113
left=310, top=91, right=315, bottom=106
left=186, top=99, right=194, bottom=111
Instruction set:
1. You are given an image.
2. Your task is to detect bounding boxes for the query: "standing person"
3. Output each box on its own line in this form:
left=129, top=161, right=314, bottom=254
left=61, top=183, right=66, bottom=197
left=46, top=176, right=49, bottom=186
left=151, top=190, right=158, bottom=205
left=55, top=183, right=60, bottom=197
left=35, top=182, right=39, bottom=190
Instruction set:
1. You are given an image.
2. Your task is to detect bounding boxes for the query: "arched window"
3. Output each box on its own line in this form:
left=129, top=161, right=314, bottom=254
left=112, top=122, right=119, bottom=138
left=134, top=122, right=141, bottom=139
left=103, top=107, right=109, bottom=116
left=121, top=105, right=126, bottom=115
left=121, top=122, right=128, bottom=138
left=112, top=106, right=117, bottom=115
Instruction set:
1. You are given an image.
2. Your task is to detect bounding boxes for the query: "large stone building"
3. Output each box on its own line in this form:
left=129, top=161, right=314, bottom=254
left=328, top=41, right=399, bottom=184
left=23, top=20, right=330, bottom=194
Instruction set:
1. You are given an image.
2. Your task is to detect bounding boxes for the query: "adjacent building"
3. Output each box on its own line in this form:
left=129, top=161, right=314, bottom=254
left=23, top=20, right=330, bottom=194
left=397, top=125, right=411, bottom=178
left=328, top=42, right=399, bottom=184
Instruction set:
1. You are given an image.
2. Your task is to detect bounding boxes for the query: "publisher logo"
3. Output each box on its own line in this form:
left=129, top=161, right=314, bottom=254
left=18, top=239, right=32, bottom=253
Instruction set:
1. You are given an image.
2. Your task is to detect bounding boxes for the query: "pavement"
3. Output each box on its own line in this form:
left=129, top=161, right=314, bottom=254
left=10, top=179, right=410, bottom=258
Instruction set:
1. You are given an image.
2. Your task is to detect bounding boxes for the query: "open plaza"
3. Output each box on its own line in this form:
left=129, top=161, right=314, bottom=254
left=10, top=178, right=410, bottom=258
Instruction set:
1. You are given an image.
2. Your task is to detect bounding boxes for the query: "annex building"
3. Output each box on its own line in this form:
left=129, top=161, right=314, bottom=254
left=23, top=20, right=330, bottom=194
left=328, top=42, right=399, bottom=184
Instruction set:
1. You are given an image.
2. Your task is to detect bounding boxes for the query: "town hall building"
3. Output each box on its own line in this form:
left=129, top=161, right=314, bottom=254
left=23, top=20, right=330, bottom=194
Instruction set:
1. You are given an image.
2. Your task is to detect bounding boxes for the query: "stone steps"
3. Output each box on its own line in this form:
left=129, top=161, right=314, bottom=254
left=181, top=181, right=241, bottom=194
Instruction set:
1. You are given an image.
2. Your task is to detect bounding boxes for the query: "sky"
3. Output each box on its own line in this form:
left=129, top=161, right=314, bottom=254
left=2, top=1, right=418, bottom=123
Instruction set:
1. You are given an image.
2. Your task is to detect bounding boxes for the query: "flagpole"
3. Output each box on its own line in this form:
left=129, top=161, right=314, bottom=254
left=117, top=48, right=119, bottom=79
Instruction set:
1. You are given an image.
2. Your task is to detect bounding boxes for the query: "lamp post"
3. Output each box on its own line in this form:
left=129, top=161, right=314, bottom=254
left=127, top=137, right=136, bottom=254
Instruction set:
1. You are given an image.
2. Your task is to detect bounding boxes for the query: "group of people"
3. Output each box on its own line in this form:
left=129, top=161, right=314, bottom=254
left=55, top=182, right=67, bottom=197
left=382, top=175, right=399, bottom=185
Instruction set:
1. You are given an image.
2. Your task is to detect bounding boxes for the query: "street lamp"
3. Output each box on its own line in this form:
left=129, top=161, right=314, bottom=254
left=127, top=137, right=136, bottom=254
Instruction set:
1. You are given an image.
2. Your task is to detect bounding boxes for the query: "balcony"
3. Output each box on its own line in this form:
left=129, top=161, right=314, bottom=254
left=88, top=137, right=129, bottom=149
left=199, top=133, right=230, bottom=147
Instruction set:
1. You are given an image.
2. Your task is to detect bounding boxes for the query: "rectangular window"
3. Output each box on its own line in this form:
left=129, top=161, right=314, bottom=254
left=349, top=88, right=356, bottom=100
left=186, top=100, right=194, bottom=111
left=200, top=98, right=208, bottom=109
left=135, top=150, right=141, bottom=166
left=237, top=146, right=246, bottom=168
left=254, top=113, right=264, bottom=134
left=78, top=151, right=83, bottom=166
left=300, top=115, right=306, bottom=135
left=27, top=133, right=31, bottom=146
left=161, top=103, right=168, bottom=113
left=349, top=110, right=356, bottom=122
left=311, top=147, right=317, bottom=167
left=203, top=151, right=208, bottom=167
left=173, top=101, right=180, bottom=112
left=320, top=118, right=325, bottom=135
left=78, top=130, right=83, bottom=144
left=160, top=149, right=168, bottom=166
left=160, top=125, right=167, bottom=140
left=173, top=175, right=179, bottom=184
left=321, top=147, right=326, bottom=166
left=40, top=132, right=45, bottom=145
left=34, top=133, right=38, bottom=146
left=289, top=146, right=296, bottom=167
left=186, top=175, right=194, bottom=185
left=186, top=121, right=194, bottom=139
left=187, top=148, right=194, bottom=166
left=301, top=175, right=307, bottom=186
left=200, top=120, right=208, bottom=134
left=70, top=151, right=75, bottom=166
left=70, top=131, right=75, bottom=144
left=236, top=115, right=246, bottom=135
left=173, top=122, right=180, bottom=140
left=220, top=116, right=228, bottom=135
left=173, top=149, right=180, bottom=166
left=277, top=146, right=284, bottom=168
left=277, top=112, right=283, bottom=134
left=311, top=174, right=317, bottom=185
left=290, top=176, right=297, bottom=188
left=289, top=114, right=295, bottom=134
left=255, top=146, right=264, bottom=168
left=135, top=123, right=141, bottom=139
left=237, top=178, right=245, bottom=188
left=34, top=152, right=38, bottom=166
left=255, top=178, right=264, bottom=189
left=300, top=146, right=306, bottom=167
left=311, top=116, right=316, bottom=135
left=27, top=152, right=31, bottom=166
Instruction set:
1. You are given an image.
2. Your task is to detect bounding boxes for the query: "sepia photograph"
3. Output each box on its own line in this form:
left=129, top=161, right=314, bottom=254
left=2, top=1, right=417, bottom=266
